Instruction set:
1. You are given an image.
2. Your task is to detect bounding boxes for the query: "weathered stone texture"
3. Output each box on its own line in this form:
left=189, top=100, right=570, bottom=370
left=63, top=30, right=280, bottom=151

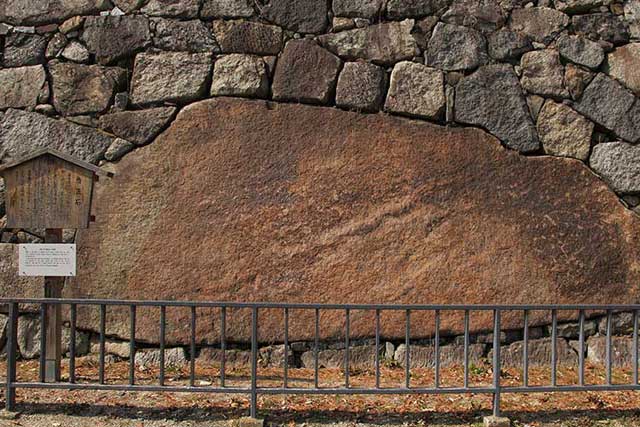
left=597, top=312, right=636, bottom=335
left=0, top=65, right=47, bottom=109
left=272, top=40, right=341, bottom=104
left=386, top=0, right=450, bottom=19
left=61, top=40, right=90, bottom=63
left=440, top=0, right=506, bottom=33
left=607, top=43, right=640, bottom=95
left=333, top=0, right=383, bottom=18
left=455, top=64, right=539, bottom=153
left=301, top=345, right=379, bottom=369
left=0, top=245, right=41, bottom=301
left=261, top=0, right=328, bottom=34
left=2, top=33, right=47, bottom=67
left=151, top=19, right=218, bottom=52
left=384, top=61, right=445, bottom=120
left=104, top=138, right=135, bottom=162
left=509, top=7, right=569, bottom=45
left=140, top=0, right=200, bottom=18
left=135, top=348, right=186, bottom=367
left=626, top=0, right=640, bottom=39
left=0, top=109, right=114, bottom=163
left=211, top=54, right=269, bottom=98
left=557, top=34, right=604, bottom=69
left=68, top=97, right=640, bottom=343
left=130, top=52, right=213, bottom=105
left=487, top=29, right=532, bottom=61
left=590, top=142, right=640, bottom=194
left=555, top=0, right=609, bottom=13
left=98, top=107, right=177, bottom=145
left=571, top=13, right=630, bottom=45
left=318, top=20, right=418, bottom=65
left=0, top=0, right=111, bottom=25
left=587, top=336, right=635, bottom=367
left=520, top=50, right=569, bottom=98
left=49, top=61, right=127, bottom=116
left=537, top=100, right=593, bottom=161
left=81, top=15, right=151, bottom=64
left=201, top=0, right=254, bottom=19
left=17, top=316, right=41, bottom=359
left=336, top=62, right=387, bottom=112
left=490, top=338, right=578, bottom=367
left=574, top=73, right=640, bottom=143
left=394, top=343, right=485, bottom=368
left=212, top=20, right=282, bottom=55
left=426, top=22, right=488, bottom=71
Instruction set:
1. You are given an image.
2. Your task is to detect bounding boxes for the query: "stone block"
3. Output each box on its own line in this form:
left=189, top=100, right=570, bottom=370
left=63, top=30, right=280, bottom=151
left=384, top=61, right=445, bottom=120
left=210, top=54, right=269, bottom=99
left=335, top=62, right=387, bottom=112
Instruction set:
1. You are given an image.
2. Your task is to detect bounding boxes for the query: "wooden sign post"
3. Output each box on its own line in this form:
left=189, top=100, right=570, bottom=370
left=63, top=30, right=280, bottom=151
left=0, top=148, right=111, bottom=382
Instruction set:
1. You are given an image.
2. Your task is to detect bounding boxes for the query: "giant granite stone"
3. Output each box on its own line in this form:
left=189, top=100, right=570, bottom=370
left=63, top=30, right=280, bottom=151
left=573, top=73, right=640, bottom=143
left=272, top=40, right=341, bottom=104
left=0, top=65, right=47, bottom=109
left=0, top=109, right=114, bottom=163
left=49, top=61, right=127, bottom=116
left=455, top=64, right=539, bottom=153
left=261, top=0, right=328, bottom=34
left=68, top=97, right=640, bottom=344
left=318, top=20, right=418, bottom=65
left=590, top=141, right=640, bottom=194
left=98, top=107, right=177, bottom=146
left=607, top=43, right=640, bottom=95
left=0, top=0, right=111, bottom=26
left=426, top=22, right=488, bottom=71
left=130, top=52, right=213, bottom=105
left=81, top=15, right=151, bottom=65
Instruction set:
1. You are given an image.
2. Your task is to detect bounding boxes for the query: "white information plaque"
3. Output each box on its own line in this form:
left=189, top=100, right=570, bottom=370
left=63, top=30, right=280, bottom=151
left=18, top=244, right=76, bottom=277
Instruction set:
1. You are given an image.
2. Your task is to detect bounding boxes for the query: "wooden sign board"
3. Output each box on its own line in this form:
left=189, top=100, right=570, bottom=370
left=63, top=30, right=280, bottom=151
left=0, top=148, right=110, bottom=229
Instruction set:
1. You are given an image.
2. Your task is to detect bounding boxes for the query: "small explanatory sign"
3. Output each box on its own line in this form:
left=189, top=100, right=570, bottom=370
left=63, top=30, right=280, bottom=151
left=18, top=244, right=76, bottom=277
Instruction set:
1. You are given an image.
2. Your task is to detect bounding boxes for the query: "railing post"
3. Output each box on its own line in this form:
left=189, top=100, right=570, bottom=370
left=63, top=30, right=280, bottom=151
left=250, top=307, right=258, bottom=419
left=5, top=303, right=18, bottom=412
left=492, top=309, right=501, bottom=418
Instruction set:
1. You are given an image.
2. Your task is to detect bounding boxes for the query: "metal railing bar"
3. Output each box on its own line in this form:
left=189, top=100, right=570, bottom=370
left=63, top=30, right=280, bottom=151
left=189, top=306, right=196, bottom=387
left=578, top=309, right=585, bottom=387
left=130, top=305, right=136, bottom=386
left=492, top=309, right=501, bottom=418
left=344, top=308, right=350, bottom=389
left=284, top=308, right=289, bottom=389
left=634, top=309, right=639, bottom=385
left=250, top=307, right=258, bottom=419
left=463, top=310, right=469, bottom=389
left=405, top=309, right=410, bottom=389
left=99, top=304, right=106, bottom=385
left=159, top=306, right=166, bottom=387
left=5, top=302, right=18, bottom=411
left=39, top=304, right=46, bottom=383
left=314, top=308, right=320, bottom=389
left=69, top=304, right=77, bottom=384
left=375, top=309, right=381, bottom=389
left=551, top=309, right=557, bottom=387
left=221, top=306, right=226, bottom=387
left=434, top=309, right=440, bottom=389
left=523, top=309, right=529, bottom=387
left=606, top=309, right=612, bottom=385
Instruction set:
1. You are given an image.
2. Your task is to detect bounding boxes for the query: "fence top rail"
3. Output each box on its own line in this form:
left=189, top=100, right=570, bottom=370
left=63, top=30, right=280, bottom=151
left=0, top=298, right=639, bottom=311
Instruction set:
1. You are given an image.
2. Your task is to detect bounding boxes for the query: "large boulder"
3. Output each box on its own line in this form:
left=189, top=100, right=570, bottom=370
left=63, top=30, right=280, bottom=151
left=151, top=18, right=218, bottom=53
left=68, top=97, right=640, bottom=344
left=0, top=109, right=114, bottom=163
left=260, top=0, right=328, bottom=34
left=0, top=0, right=111, bottom=26
left=384, top=61, right=445, bottom=120
left=455, top=64, right=539, bottom=153
left=426, top=22, right=488, bottom=71
left=98, top=107, right=177, bottom=146
left=212, top=20, right=282, bottom=55
left=0, top=65, right=47, bottom=110
left=81, top=15, right=151, bottom=65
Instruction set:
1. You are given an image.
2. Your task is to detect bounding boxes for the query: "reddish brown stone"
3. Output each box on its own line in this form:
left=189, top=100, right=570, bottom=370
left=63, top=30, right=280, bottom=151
left=66, top=97, right=640, bottom=345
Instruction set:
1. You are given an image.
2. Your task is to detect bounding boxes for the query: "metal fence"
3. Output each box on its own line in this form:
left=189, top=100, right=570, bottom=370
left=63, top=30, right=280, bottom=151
left=2, top=298, right=640, bottom=418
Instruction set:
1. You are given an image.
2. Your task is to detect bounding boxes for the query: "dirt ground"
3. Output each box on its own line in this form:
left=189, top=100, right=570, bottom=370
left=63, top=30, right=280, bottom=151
left=1, top=359, right=640, bottom=427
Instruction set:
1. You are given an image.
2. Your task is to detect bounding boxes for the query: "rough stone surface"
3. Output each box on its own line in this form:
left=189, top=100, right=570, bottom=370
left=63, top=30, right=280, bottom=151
left=426, top=22, right=488, bottom=71
left=574, top=73, right=640, bottom=143
left=0, top=108, right=113, bottom=163
left=333, top=0, right=383, bottom=18
left=2, top=33, right=47, bottom=67
left=0, top=0, right=111, bottom=26
left=483, top=416, right=511, bottom=427
left=384, top=61, right=445, bottom=120
left=113, top=0, right=145, bottom=13
left=553, top=320, right=598, bottom=339
left=210, top=54, right=269, bottom=98
left=571, top=13, right=630, bottom=45
left=98, top=107, right=177, bottom=146
left=394, top=343, right=485, bottom=368
left=67, top=97, right=640, bottom=343
left=90, top=340, right=130, bottom=358
left=130, top=52, right=213, bottom=105
left=261, top=0, right=328, bottom=34
left=554, top=0, right=608, bottom=13
left=557, top=33, right=605, bottom=69
left=301, top=345, right=379, bottom=369
left=197, top=347, right=250, bottom=367
left=441, top=0, right=506, bottom=33
left=140, top=0, right=200, bottom=19
left=386, top=0, right=450, bottom=19
left=509, top=7, right=569, bottom=45
left=607, top=43, right=640, bottom=95
left=201, top=0, right=254, bottom=18
left=272, top=40, right=342, bottom=105
left=335, top=62, right=387, bottom=112
left=587, top=336, right=635, bottom=367
left=60, top=40, right=90, bottom=63
left=81, top=15, right=151, bottom=64
left=489, top=338, right=578, bottom=367
left=590, top=142, right=640, bottom=194
left=45, top=32, right=68, bottom=59
left=151, top=18, right=218, bottom=53
left=487, top=29, right=532, bottom=61
left=17, top=316, right=40, bottom=359
left=520, top=50, right=569, bottom=98
left=626, top=0, right=640, bottom=39
left=455, top=64, right=539, bottom=153
left=0, top=245, right=41, bottom=301
left=537, top=100, right=593, bottom=161
left=104, top=138, right=135, bottom=161
left=318, top=20, right=418, bottom=65
left=61, top=328, right=90, bottom=356
left=597, top=311, right=636, bottom=335
left=49, top=61, right=127, bottom=116
left=212, top=21, right=282, bottom=55
left=0, top=65, right=47, bottom=109
left=135, top=348, right=186, bottom=367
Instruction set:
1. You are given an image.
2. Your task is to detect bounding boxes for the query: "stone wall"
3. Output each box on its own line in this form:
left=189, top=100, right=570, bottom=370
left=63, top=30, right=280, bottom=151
left=1, top=0, right=640, bottom=343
